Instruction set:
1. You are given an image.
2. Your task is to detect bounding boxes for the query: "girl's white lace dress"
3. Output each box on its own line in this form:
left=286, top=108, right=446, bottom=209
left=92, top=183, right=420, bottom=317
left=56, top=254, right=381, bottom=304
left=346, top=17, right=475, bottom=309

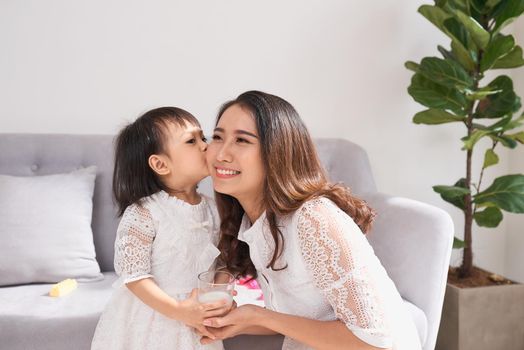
left=238, top=197, right=421, bottom=350
left=91, top=191, right=223, bottom=350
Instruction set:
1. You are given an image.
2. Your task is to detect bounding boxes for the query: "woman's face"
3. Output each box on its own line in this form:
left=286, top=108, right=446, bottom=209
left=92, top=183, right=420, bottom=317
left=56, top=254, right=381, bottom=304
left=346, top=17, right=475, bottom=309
left=207, top=104, right=266, bottom=206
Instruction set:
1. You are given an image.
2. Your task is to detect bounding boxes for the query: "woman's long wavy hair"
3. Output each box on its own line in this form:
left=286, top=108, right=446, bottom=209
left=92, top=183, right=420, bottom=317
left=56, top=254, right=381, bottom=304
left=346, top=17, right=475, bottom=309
left=215, top=91, right=376, bottom=278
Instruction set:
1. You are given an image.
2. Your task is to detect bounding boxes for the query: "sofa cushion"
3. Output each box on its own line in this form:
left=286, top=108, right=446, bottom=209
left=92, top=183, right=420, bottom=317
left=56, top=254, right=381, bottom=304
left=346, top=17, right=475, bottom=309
left=0, top=166, right=102, bottom=286
left=0, top=272, right=285, bottom=350
left=0, top=272, right=118, bottom=350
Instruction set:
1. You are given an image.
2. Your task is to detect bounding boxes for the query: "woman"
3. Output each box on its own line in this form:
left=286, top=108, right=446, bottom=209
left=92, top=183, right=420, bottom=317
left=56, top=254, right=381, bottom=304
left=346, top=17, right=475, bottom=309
left=202, top=91, right=421, bottom=350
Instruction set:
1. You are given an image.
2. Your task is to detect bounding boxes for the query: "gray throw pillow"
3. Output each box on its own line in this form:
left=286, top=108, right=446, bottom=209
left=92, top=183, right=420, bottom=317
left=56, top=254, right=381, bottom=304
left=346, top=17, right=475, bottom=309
left=0, top=166, right=103, bottom=286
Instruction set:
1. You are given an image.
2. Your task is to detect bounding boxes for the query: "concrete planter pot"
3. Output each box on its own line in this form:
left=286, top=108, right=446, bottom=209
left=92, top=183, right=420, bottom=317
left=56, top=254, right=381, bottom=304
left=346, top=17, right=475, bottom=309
left=435, top=283, right=524, bottom=350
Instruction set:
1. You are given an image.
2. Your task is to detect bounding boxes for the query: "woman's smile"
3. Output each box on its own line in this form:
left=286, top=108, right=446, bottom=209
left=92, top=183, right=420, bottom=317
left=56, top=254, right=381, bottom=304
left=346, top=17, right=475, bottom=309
left=214, top=166, right=241, bottom=178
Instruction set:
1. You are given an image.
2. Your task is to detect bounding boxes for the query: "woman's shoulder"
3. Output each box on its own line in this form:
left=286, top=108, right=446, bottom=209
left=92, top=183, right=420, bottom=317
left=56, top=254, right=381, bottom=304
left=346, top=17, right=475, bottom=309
left=294, top=196, right=340, bottom=218
left=289, top=196, right=358, bottom=232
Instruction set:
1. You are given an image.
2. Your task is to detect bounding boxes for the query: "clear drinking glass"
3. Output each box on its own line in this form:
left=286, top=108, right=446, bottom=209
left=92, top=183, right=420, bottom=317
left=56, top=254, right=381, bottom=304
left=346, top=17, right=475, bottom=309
left=197, top=270, right=235, bottom=306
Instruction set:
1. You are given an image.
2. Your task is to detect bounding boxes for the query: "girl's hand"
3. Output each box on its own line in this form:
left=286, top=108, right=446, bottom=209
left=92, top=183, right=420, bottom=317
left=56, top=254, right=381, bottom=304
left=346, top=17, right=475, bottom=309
left=200, top=304, right=259, bottom=344
left=175, top=288, right=232, bottom=340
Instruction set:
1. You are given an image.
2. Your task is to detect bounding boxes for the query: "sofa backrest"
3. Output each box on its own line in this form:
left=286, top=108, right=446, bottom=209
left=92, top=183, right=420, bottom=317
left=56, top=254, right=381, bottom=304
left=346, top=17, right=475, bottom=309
left=0, top=134, right=376, bottom=272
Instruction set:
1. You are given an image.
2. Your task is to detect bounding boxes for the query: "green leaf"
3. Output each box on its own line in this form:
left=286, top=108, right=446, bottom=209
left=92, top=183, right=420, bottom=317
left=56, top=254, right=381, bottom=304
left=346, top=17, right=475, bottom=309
left=419, top=5, right=453, bottom=33
left=485, top=114, right=524, bottom=132
left=474, top=207, right=504, bottom=227
left=451, top=40, right=477, bottom=71
left=408, top=73, right=468, bottom=114
left=501, top=114, right=524, bottom=131
left=487, top=0, right=503, bottom=9
left=471, top=0, right=502, bottom=13
left=493, top=0, right=524, bottom=32
left=480, top=34, right=515, bottom=72
left=434, top=180, right=470, bottom=210
left=462, top=129, right=493, bottom=150
left=490, top=134, right=518, bottom=148
left=454, top=10, right=490, bottom=49
left=435, top=0, right=447, bottom=9
left=469, top=0, right=484, bottom=13
left=405, top=61, right=420, bottom=72
left=507, top=131, right=524, bottom=144
left=453, top=237, right=466, bottom=249
left=483, top=149, right=499, bottom=168
left=445, top=0, right=471, bottom=15
left=492, top=46, right=524, bottom=69
left=413, top=109, right=466, bottom=124
left=474, top=76, right=521, bottom=119
left=438, top=45, right=455, bottom=61
left=444, top=17, right=475, bottom=51
left=474, top=174, right=524, bottom=213
left=418, top=57, right=474, bottom=90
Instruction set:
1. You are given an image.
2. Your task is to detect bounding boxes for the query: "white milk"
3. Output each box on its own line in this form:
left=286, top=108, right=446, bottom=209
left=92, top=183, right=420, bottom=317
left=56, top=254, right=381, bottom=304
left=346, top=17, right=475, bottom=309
left=198, top=291, right=233, bottom=305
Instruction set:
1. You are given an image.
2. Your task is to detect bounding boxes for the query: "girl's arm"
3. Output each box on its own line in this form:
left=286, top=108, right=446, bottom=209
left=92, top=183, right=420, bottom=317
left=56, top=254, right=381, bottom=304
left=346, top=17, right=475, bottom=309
left=114, top=205, right=229, bottom=339
left=127, top=278, right=230, bottom=339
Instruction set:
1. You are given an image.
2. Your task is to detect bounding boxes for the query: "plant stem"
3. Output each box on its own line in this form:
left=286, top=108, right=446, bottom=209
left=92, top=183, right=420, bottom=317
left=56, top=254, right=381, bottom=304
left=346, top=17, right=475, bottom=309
left=461, top=126, right=474, bottom=278
left=460, top=53, right=483, bottom=278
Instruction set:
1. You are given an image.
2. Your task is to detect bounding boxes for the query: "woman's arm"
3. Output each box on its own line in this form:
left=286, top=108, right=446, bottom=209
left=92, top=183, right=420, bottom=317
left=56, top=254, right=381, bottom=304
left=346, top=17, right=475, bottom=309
left=205, top=199, right=396, bottom=349
left=203, top=304, right=389, bottom=350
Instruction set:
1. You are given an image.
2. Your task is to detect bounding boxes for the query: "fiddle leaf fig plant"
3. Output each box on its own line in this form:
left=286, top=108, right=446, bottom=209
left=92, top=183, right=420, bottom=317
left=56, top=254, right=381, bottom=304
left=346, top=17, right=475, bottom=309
left=406, top=0, right=524, bottom=278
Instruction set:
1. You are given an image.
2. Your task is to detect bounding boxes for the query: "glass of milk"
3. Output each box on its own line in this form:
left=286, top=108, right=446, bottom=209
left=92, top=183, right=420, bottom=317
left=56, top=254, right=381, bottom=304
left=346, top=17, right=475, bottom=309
left=197, top=270, right=235, bottom=307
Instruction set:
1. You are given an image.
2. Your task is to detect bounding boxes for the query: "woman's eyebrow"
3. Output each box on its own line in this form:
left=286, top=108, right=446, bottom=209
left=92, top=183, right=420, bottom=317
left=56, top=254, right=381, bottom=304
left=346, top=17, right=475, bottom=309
left=213, top=127, right=258, bottom=139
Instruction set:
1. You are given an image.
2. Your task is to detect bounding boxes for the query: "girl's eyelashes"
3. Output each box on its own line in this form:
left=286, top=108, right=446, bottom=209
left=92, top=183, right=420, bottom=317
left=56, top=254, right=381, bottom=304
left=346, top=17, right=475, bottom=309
left=202, top=136, right=208, bottom=142
left=186, top=138, right=196, bottom=144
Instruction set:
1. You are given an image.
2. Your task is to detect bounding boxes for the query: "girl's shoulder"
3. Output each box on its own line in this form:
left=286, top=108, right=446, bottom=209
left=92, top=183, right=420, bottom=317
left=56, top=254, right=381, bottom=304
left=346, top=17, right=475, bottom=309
left=119, top=193, right=164, bottom=223
left=121, top=199, right=154, bottom=221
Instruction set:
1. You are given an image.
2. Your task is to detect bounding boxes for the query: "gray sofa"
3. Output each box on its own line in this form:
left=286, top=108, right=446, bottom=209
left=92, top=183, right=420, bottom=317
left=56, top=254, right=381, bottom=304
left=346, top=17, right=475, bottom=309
left=0, top=134, right=453, bottom=350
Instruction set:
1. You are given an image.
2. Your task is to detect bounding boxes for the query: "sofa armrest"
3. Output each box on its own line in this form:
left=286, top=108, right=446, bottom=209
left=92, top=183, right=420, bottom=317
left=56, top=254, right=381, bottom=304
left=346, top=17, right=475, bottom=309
left=363, top=192, right=453, bottom=350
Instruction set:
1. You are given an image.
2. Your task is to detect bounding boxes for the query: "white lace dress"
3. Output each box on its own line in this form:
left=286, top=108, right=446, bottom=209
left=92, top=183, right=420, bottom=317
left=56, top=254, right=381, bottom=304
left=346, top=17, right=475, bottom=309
left=238, top=197, right=421, bottom=350
left=91, top=191, right=223, bottom=350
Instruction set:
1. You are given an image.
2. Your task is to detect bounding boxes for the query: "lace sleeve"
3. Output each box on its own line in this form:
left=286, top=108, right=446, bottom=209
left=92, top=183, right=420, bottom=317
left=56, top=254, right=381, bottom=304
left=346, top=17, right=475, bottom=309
left=296, top=198, right=393, bottom=348
left=114, top=203, right=156, bottom=284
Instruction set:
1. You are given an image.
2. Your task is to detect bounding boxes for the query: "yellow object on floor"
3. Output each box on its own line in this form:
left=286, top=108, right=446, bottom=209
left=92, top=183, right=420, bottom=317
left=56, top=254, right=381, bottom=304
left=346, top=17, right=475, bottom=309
left=49, top=278, right=78, bottom=297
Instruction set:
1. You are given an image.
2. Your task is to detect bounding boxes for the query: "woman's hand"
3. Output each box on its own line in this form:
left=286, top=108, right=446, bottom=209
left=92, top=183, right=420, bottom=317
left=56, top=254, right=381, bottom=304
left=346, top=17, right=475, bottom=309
left=200, top=304, right=260, bottom=344
left=174, top=288, right=232, bottom=340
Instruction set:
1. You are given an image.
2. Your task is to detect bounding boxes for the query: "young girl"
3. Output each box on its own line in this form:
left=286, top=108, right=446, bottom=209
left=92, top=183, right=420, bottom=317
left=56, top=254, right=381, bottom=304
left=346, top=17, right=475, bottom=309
left=91, top=107, right=230, bottom=350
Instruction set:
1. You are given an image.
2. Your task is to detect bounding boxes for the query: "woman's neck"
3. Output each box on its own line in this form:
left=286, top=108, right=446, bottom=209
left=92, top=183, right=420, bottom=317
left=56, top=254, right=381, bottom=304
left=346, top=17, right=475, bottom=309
left=238, top=196, right=264, bottom=224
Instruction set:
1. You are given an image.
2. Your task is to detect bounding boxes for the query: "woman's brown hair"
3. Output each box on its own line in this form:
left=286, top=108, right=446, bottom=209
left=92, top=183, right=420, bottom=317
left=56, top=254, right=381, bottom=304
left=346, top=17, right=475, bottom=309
left=215, top=91, right=375, bottom=278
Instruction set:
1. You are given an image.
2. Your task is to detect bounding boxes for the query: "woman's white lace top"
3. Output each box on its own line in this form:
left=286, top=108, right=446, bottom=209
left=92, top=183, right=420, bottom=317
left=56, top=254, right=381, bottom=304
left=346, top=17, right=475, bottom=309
left=91, top=191, right=223, bottom=350
left=237, top=197, right=421, bottom=350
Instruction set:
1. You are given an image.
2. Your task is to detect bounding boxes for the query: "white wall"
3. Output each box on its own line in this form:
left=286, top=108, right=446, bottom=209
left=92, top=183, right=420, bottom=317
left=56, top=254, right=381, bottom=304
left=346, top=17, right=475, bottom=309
left=1, top=0, right=522, bottom=281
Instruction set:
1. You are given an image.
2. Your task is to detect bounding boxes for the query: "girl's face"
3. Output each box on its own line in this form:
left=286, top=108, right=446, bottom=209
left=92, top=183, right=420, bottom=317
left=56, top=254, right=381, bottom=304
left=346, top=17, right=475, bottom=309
left=207, top=104, right=266, bottom=206
left=158, top=120, right=209, bottom=189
